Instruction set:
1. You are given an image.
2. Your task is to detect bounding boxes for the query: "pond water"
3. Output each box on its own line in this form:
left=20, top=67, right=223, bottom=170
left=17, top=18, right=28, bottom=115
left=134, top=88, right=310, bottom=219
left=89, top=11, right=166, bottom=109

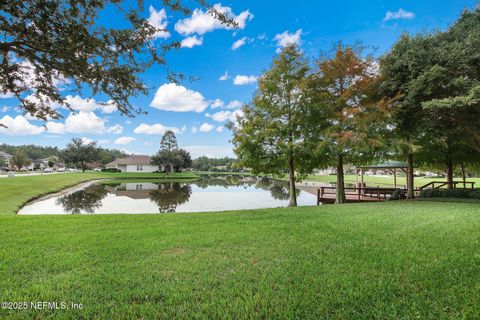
left=18, top=176, right=317, bottom=214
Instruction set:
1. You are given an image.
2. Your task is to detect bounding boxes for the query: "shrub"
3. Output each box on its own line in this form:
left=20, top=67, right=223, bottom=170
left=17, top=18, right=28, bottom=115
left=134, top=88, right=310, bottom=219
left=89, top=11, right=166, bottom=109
left=420, top=188, right=480, bottom=199
left=389, top=189, right=401, bottom=201
left=101, top=168, right=120, bottom=172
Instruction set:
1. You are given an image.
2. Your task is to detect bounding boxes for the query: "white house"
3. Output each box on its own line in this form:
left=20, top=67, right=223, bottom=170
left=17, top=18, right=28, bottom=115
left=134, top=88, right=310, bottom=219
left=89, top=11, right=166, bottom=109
left=0, top=151, right=12, bottom=170
left=106, top=155, right=161, bottom=173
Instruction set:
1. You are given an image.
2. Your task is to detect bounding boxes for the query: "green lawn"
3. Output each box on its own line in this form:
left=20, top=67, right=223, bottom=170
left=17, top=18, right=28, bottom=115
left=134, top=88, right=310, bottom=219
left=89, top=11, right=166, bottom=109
left=0, top=172, right=198, bottom=215
left=1, top=173, right=479, bottom=318
left=0, top=202, right=479, bottom=318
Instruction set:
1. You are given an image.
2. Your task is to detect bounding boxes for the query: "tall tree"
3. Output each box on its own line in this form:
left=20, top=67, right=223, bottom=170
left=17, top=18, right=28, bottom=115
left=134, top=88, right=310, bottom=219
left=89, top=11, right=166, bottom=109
left=62, top=138, right=100, bottom=172
left=379, top=34, right=435, bottom=197
left=152, top=131, right=191, bottom=172
left=0, top=1, right=233, bottom=121
left=230, top=45, right=319, bottom=206
left=381, top=7, right=480, bottom=190
left=160, top=130, right=179, bottom=152
left=312, top=45, right=386, bottom=204
left=11, top=151, right=29, bottom=169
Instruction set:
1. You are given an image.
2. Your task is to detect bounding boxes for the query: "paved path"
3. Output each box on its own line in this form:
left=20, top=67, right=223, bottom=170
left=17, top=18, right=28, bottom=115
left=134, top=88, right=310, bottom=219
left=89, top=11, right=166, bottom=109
left=0, top=172, right=66, bottom=179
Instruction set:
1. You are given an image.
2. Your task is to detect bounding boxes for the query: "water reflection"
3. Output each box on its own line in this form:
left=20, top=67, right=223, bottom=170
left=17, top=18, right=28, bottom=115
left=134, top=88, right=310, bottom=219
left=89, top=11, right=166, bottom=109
left=30, top=175, right=311, bottom=215
left=149, top=183, right=192, bottom=213
left=56, top=184, right=109, bottom=214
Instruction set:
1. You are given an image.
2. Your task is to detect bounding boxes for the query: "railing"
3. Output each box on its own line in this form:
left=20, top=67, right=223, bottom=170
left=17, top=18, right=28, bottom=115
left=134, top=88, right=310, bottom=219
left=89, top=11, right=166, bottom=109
left=316, top=186, right=406, bottom=205
left=418, top=181, right=475, bottom=190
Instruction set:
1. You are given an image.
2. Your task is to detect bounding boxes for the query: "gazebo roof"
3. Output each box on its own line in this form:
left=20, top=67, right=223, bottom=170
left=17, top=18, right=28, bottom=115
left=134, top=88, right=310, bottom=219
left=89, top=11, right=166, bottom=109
left=356, top=160, right=408, bottom=169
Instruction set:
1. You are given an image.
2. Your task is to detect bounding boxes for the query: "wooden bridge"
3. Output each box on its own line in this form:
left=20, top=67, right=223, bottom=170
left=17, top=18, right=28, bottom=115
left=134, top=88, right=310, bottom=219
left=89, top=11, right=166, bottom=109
left=300, top=180, right=476, bottom=204
left=418, top=181, right=475, bottom=190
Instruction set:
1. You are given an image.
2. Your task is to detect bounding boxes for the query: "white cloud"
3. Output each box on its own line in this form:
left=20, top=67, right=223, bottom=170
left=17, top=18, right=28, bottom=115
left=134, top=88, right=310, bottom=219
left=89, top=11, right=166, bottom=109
left=105, top=124, right=123, bottom=134
left=0, top=115, right=45, bottom=135
left=231, top=37, right=247, bottom=50
left=181, top=35, right=203, bottom=48
left=1, top=106, right=9, bottom=112
left=206, top=110, right=231, bottom=122
left=45, top=121, right=65, bottom=134
left=64, top=111, right=105, bottom=134
left=0, top=92, right=15, bottom=99
left=233, top=75, right=257, bottom=85
left=125, top=120, right=132, bottom=125
left=199, top=122, right=214, bottom=132
left=64, top=95, right=117, bottom=114
left=206, top=109, right=243, bottom=122
left=226, top=100, right=242, bottom=109
left=44, top=112, right=122, bottom=135
left=115, top=136, right=136, bottom=145
left=98, top=139, right=110, bottom=145
left=134, top=123, right=185, bottom=135
left=257, top=33, right=267, bottom=41
left=184, top=145, right=234, bottom=158
left=216, top=126, right=224, bottom=132
left=191, top=126, right=198, bottom=133
left=210, top=99, right=225, bottom=109
left=150, top=83, right=208, bottom=112
left=147, top=6, right=170, bottom=39
left=80, top=137, right=94, bottom=145
left=219, top=71, right=230, bottom=81
left=384, top=9, right=415, bottom=22
left=209, top=99, right=242, bottom=110
left=274, top=29, right=302, bottom=52
left=119, top=148, right=135, bottom=155
left=175, top=4, right=253, bottom=36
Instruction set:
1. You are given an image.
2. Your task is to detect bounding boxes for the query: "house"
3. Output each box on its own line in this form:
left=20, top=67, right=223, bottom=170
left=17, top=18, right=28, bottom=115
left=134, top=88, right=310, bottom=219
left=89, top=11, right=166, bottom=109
left=106, top=155, right=161, bottom=173
left=0, top=151, right=13, bottom=170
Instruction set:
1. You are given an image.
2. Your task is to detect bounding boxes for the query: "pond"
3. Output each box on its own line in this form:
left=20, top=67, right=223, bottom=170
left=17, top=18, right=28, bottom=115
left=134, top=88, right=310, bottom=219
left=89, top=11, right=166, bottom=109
left=18, top=176, right=317, bottom=214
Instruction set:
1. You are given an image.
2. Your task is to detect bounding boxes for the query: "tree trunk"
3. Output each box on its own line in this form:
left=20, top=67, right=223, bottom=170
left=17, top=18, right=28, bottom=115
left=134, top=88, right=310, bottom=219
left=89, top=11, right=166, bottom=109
left=406, top=153, right=414, bottom=199
left=82, top=162, right=86, bottom=172
left=461, top=163, right=466, bottom=189
left=335, top=154, right=346, bottom=204
left=287, top=154, right=297, bottom=207
left=446, top=156, right=454, bottom=189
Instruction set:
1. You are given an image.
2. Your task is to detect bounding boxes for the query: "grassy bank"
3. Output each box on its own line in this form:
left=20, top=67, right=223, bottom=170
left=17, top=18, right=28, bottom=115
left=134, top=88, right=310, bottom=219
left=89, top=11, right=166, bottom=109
left=0, top=201, right=479, bottom=318
left=0, top=172, right=198, bottom=215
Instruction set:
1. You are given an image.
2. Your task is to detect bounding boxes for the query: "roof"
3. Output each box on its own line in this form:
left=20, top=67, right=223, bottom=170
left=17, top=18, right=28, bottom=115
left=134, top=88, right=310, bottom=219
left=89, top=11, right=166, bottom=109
left=106, top=155, right=152, bottom=166
left=0, top=151, right=12, bottom=159
left=356, top=160, right=408, bottom=169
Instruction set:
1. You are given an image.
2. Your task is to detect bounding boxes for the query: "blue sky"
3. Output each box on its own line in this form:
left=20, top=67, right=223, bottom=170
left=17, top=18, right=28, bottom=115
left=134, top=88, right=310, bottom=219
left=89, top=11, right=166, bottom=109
left=0, top=0, right=477, bottom=158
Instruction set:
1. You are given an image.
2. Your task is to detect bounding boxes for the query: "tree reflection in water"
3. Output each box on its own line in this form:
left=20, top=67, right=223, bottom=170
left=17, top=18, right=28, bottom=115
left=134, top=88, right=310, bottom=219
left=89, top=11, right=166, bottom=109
left=56, top=184, right=109, bottom=214
left=148, top=183, right=192, bottom=213
left=193, top=174, right=257, bottom=189
left=255, top=177, right=300, bottom=200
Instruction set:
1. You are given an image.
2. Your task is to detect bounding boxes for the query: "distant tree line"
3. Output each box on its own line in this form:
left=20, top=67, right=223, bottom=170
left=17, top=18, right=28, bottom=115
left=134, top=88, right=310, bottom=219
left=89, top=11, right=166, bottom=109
left=0, top=143, right=61, bottom=160
left=1, top=141, right=128, bottom=171
left=231, top=7, right=480, bottom=206
left=191, top=156, right=238, bottom=171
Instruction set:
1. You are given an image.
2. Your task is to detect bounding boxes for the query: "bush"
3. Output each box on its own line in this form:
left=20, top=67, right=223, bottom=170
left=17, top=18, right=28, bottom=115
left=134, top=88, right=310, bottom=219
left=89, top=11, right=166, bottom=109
left=389, top=189, right=402, bottom=201
left=420, top=188, right=480, bottom=199
left=101, top=168, right=120, bottom=172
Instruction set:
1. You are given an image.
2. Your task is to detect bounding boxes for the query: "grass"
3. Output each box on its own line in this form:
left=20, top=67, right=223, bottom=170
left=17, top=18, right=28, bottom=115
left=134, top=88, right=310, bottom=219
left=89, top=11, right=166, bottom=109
left=1, top=173, right=479, bottom=318
left=0, top=201, right=479, bottom=318
left=0, top=172, right=198, bottom=215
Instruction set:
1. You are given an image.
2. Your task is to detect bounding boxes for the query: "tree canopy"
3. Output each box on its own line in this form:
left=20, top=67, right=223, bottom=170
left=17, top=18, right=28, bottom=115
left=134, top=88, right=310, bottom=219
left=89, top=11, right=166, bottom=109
left=62, top=138, right=100, bottom=172
left=151, top=130, right=191, bottom=172
left=231, top=45, right=319, bottom=206
left=0, top=0, right=232, bottom=121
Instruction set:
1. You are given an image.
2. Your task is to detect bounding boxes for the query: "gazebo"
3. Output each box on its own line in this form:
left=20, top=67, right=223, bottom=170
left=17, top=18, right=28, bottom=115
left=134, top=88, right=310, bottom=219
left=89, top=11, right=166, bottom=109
left=355, top=160, right=409, bottom=188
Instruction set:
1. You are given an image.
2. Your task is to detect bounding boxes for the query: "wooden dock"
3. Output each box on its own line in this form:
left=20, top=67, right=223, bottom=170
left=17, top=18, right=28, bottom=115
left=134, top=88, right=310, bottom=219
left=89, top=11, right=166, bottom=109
left=299, top=185, right=406, bottom=204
